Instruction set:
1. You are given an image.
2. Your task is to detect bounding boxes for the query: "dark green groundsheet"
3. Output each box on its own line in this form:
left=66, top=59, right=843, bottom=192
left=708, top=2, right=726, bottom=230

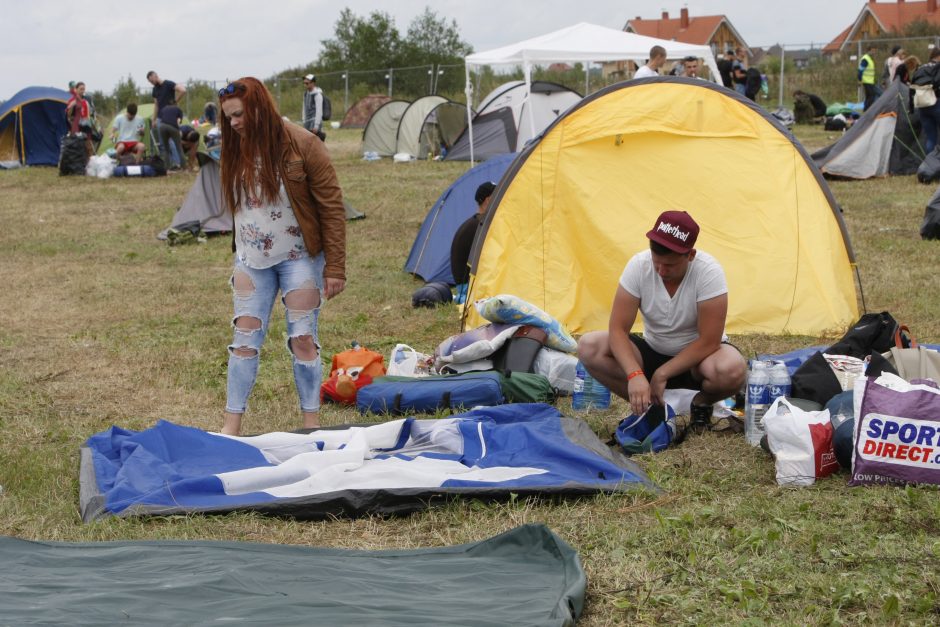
left=0, top=523, right=584, bottom=626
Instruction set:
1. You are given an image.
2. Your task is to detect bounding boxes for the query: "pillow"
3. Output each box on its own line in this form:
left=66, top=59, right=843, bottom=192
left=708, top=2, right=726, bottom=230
left=436, top=323, right=519, bottom=364
left=474, top=295, right=576, bottom=353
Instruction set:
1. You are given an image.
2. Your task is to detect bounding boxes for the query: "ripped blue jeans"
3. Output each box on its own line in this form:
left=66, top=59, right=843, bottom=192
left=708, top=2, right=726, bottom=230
left=225, top=253, right=324, bottom=414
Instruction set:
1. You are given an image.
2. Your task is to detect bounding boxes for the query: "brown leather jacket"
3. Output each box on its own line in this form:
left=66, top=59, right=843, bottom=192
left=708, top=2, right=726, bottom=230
left=231, top=123, right=346, bottom=280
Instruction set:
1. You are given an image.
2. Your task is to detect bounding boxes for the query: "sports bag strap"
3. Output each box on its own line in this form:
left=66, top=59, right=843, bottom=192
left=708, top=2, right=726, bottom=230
left=895, top=325, right=918, bottom=348
left=441, top=391, right=452, bottom=409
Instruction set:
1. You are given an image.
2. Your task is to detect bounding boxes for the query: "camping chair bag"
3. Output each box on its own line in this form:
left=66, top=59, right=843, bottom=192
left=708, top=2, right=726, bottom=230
left=357, top=372, right=505, bottom=415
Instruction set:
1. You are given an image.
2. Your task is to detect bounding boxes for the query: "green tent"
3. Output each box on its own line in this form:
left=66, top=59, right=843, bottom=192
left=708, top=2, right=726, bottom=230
left=0, top=524, right=584, bottom=625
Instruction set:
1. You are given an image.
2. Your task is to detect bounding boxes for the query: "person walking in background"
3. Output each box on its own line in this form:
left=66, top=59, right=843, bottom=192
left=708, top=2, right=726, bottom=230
left=147, top=71, right=187, bottom=158
left=732, top=47, right=748, bottom=95
left=633, top=45, right=667, bottom=79
left=301, top=73, right=325, bottom=140
left=218, top=77, right=346, bottom=436
left=157, top=98, right=185, bottom=170
left=883, top=45, right=906, bottom=87
left=912, top=49, right=940, bottom=153
left=859, top=44, right=879, bottom=110
left=717, top=49, right=735, bottom=88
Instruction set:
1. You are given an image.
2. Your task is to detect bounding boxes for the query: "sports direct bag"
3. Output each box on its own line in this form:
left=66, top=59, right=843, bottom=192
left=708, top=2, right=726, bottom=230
left=764, top=397, right=839, bottom=487
left=357, top=372, right=505, bottom=415
left=850, top=373, right=940, bottom=487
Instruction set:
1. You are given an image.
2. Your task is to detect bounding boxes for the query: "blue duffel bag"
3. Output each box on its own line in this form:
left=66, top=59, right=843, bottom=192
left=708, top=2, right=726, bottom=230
left=357, top=371, right=505, bottom=415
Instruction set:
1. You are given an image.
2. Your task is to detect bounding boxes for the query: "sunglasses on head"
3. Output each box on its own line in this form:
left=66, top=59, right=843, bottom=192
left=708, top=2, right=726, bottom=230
left=218, top=82, right=243, bottom=98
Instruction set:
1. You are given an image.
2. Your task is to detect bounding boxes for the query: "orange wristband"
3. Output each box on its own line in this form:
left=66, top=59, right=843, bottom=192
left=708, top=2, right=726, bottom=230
left=627, top=370, right=645, bottom=381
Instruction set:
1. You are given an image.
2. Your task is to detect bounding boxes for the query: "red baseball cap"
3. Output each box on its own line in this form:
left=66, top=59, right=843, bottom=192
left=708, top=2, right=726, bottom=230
left=646, top=210, right=699, bottom=254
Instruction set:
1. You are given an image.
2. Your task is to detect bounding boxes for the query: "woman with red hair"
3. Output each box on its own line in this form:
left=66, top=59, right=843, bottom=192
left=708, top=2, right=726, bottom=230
left=218, top=77, right=346, bottom=436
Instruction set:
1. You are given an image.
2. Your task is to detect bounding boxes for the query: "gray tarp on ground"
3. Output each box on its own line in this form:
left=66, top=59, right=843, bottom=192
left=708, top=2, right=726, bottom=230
left=0, top=524, right=584, bottom=626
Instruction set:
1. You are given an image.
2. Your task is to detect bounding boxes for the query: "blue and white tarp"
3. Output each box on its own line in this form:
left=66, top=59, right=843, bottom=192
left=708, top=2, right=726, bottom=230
left=80, top=403, right=656, bottom=521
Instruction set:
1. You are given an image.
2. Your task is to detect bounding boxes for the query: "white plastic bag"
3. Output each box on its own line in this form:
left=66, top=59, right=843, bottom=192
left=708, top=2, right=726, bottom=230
left=387, top=344, right=432, bottom=377
left=533, top=348, right=578, bottom=395
left=85, top=154, right=115, bottom=179
left=764, top=397, right=839, bottom=486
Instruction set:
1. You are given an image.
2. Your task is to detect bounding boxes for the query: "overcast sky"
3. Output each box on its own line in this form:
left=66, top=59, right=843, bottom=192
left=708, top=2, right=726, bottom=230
left=4, top=0, right=866, bottom=100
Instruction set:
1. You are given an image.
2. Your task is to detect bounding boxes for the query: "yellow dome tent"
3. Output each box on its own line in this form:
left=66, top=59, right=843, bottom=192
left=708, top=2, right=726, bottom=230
left=464, top=77, right=859, bottom=336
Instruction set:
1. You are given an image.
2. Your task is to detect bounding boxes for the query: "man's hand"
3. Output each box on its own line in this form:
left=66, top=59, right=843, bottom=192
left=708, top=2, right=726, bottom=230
left=324, top=277, right=345, bottom=300
left=628, top=375, right=652, bottom=417
left=649, top=370, right=668, bottom=408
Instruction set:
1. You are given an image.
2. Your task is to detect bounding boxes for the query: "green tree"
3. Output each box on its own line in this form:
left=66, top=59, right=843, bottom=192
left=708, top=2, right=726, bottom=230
left=318, top=9, right=404, bottom=72
left=401, top=8, right=473, bottom=94
left=113, top=74, right=142, bottom=110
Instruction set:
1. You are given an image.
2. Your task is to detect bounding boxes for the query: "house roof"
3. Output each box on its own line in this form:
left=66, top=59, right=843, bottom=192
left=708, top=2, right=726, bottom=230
left=624, top=13, right=750, bottom=50
left=824, top=1, right=940, bottom=53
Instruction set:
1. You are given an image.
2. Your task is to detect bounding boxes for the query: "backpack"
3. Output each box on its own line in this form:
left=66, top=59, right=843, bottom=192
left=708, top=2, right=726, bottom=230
left=321, top=94, right=332, bottom=121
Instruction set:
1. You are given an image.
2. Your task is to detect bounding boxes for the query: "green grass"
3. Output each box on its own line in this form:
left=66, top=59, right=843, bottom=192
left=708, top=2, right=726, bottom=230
left=1, top=126, right=939, bottom=625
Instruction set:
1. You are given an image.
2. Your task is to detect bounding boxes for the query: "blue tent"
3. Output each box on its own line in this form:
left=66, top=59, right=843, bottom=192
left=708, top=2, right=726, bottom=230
left=405, top=153, right=515, bottom=284
left=0, top=86, right=70, bottom=166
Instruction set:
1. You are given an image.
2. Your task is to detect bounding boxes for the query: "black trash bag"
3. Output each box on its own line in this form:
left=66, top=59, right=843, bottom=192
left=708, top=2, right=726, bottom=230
left=140, top=155, right=167, bottom=176
left=917, top=146, right=940, bottom=184
left=922, top=185, right=940, bottom=240
left=58, top=134, right=87, bottom=176
left=411, top=281, right=452, bottom=308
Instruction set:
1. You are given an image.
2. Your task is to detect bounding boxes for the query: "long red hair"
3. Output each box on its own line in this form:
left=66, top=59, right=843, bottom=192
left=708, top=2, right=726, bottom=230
left=219, top=77, right=285, bottom=212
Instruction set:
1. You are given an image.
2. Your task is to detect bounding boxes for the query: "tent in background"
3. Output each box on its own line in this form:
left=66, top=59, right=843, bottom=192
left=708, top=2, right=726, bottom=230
left=405, top=152, right=516, bottom=284
left=418, top=100, right=471, bottom=159
left=460, top=22, right=721, bottom=162
left=361, top=100, right=410, bottom=156
left=158, top=161, right=364, bottom=240
left=395, top=95, right=447, bottom=157
left=464, top=77, right=859, bottom=336
left=0, top=86, right=70, bottom=166
left=445, top=81, right=580, bottom=162
left=812, top=80, right=924, bottom=179
left=340, top=94, right=390, bottom=128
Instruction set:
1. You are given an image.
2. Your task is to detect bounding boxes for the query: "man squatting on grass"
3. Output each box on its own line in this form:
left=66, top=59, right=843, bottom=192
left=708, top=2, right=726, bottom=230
left=578, top=211, right=747, bottom=427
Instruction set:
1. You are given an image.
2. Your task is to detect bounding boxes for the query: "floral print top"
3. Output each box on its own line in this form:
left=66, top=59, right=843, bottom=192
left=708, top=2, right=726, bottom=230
left=234, top=182, right=308, bottom=269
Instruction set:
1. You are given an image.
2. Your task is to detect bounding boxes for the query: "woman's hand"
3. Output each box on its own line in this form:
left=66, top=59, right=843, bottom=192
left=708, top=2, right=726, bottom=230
left=324, top=277, right=346, bottom=300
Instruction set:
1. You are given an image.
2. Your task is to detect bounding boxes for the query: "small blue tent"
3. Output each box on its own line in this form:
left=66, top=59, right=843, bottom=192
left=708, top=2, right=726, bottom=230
left=405, top=153, right=515, bottom=284
left=0, top=86, right=70, bottom=166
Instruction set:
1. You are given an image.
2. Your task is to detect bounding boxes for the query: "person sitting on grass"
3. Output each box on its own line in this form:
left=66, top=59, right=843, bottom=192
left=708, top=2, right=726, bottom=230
left=577, top=210, right=747, bottom=430
left=111, top=102, right=146, bottom=164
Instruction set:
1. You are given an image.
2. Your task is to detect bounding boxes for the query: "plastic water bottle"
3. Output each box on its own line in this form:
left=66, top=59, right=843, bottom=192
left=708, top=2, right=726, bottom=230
left=767, top=361, right=792, bottom=406
left=572, top=361, right=611, bottom=411
left=745, top=360, right=771, bottom=446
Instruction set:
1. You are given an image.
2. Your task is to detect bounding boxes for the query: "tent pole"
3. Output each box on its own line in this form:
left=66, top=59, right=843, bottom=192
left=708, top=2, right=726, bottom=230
left=524, top=60, right=536, bottom=140
left=778, top=45, right=785, bottom=108
left=465, top=64, right=475, bottom=166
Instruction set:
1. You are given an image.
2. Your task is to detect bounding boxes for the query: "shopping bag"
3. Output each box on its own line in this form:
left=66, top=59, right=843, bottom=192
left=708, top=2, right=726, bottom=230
left=764, top=397, right=839, bottom=487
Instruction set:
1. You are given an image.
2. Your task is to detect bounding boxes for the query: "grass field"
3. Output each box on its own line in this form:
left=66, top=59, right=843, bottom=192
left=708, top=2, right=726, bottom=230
left=1, top=123, right=939, bottom=625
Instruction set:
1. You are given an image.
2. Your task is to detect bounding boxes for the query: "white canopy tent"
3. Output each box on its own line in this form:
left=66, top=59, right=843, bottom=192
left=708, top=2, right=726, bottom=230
left=463, top=22, right=721, bottom=162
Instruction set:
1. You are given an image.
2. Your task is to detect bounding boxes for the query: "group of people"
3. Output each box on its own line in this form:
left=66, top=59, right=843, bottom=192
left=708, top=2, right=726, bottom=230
left=632, top=45, right=762, bottom=101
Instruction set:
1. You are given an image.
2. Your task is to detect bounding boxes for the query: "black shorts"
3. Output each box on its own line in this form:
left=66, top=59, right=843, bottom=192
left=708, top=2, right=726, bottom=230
left=629, top=335, right=740, bottom=390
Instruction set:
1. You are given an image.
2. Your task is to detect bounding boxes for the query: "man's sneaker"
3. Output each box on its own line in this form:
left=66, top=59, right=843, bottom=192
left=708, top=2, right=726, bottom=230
left=689, top=401, right=713, bottom=431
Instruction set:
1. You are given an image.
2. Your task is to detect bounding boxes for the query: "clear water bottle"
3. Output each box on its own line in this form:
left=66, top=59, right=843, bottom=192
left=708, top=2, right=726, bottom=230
left=767, top=361, right=792, bottom=406
left=745, top=360, right=771, bottom=446
left=572, top=361, right=611, bottom=411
